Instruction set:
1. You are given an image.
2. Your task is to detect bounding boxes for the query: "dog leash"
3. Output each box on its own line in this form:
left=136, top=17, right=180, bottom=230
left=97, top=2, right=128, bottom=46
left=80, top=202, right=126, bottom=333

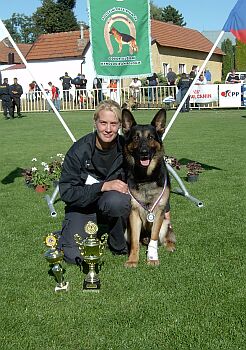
left=128, top=176, right=167, bottom=223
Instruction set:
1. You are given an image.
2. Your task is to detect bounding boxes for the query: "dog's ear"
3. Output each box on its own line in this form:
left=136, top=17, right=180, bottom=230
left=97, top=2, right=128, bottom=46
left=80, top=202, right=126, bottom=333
left=151, top=109, right=166, bottom=136
left=121, top=108, right=137, bottom=134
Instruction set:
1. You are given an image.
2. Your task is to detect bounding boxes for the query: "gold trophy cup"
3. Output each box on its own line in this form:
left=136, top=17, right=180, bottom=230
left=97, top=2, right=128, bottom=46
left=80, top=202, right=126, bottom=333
left=74, top=221, right=108, bottom=291
left=44, top=233, right=69, bottom=292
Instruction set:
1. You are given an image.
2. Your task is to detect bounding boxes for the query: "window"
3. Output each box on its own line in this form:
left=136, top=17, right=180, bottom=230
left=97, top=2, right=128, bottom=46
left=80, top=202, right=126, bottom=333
left=178, top=64, right=185, bottom=74
left=162, top=63, right=169, bottom=77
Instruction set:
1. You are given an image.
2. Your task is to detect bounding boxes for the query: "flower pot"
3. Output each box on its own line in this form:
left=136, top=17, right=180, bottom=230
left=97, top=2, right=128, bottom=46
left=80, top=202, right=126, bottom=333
left=35, top=184, right=47, bottom=193
left=186, top=174, right=199, bottom=183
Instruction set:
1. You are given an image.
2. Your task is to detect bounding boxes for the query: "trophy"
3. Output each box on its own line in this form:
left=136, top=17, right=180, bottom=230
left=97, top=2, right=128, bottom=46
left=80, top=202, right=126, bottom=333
left=44, top=233, right=69, bottom=292
left=74, top=221, right=108, bottom=291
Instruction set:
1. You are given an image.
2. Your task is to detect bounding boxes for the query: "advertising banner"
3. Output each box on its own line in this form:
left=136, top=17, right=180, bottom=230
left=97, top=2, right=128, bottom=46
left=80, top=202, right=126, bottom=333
left=88, top=0, right=152, bottom=78
left=218, top=84, right=242, bottom=107
left=190, top=84, right=218, bottom=103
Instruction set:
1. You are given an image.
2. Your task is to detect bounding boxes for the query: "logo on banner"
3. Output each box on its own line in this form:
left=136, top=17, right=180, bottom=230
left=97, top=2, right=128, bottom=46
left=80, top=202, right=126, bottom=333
left=221, top=90, right=240, bottom=98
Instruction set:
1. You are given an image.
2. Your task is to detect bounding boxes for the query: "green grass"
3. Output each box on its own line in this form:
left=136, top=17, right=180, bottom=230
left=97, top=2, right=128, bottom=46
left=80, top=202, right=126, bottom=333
left=1, top=109, right=246, bottom=350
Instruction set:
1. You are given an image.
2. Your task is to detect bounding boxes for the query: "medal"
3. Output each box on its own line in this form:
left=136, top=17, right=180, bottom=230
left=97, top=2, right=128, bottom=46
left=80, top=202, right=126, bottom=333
left=147, top=212, right=155, bottom=223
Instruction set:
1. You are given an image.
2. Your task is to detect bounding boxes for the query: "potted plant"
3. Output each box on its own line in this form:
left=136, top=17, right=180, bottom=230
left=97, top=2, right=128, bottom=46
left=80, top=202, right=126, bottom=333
left=22, top=153, right=64, bottom=192
left=164, top=155, right=181, bottom=170
left=186, top=162, right=204, bottom=183
left=48, top=153, right=64, bottom=186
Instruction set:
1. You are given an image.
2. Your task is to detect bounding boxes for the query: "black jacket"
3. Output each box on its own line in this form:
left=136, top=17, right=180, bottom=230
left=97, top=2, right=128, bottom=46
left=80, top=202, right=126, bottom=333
left=59, top=132, right=126, bottom=209
left=10, top=83, right=23, bottom=98
left=0, top=83, right=11, bottom=101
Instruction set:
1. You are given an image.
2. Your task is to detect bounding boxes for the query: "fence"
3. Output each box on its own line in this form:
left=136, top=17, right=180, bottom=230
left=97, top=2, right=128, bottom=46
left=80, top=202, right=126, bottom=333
left=1, top=84, right=245, bottom=113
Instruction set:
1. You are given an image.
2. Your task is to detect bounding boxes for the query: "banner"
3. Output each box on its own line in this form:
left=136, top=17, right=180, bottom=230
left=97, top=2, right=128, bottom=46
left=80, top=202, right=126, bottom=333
left=88, top=0, right=152, bottom=78
left=218, top=83, right=242, bottom=107
left=190, top=84, right=218, bottom=103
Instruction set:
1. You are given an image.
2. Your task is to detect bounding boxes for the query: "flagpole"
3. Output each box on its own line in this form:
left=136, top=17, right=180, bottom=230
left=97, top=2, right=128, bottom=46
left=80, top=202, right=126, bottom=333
left=0, top=20, right=76, bottom=143
left=162, top=30, right=225, bottom=141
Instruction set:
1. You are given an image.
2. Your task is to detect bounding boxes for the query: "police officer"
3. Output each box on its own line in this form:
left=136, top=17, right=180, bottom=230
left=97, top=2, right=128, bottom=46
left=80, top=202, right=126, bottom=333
left=177, top=73, right=192, bottom=112
left=0, top=78, right=13, bottom=120
left=10, top=78, right=23, bottom=118
left=59, top=72, right=72, bottom=102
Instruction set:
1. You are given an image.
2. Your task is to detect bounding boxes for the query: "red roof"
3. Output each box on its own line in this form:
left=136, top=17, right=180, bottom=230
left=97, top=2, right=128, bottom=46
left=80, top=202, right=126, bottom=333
left=151, top=19, right=223, bottom=55
left=0, top=42, right=32, bottom=64
left=26, top=30, right=89, bottom=60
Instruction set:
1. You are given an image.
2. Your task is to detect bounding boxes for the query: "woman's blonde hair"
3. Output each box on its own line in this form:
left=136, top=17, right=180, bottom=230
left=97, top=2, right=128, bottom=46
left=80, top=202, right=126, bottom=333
left=93, top=99, right=122, bottom=123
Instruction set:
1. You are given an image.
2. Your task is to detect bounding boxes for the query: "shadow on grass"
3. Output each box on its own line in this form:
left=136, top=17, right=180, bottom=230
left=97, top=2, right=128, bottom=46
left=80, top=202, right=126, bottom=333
left=1, top=167, right=24, bottom=184
left=241, top=115, right=246, bottom=118
left=178, top=158, right=222, bottom=171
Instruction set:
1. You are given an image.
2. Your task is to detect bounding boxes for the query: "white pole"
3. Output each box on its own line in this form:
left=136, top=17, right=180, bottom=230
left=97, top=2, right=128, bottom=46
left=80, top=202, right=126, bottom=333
left=0, top=19, right=76, bottom=143
left=162, top=30, right=225, bottom=141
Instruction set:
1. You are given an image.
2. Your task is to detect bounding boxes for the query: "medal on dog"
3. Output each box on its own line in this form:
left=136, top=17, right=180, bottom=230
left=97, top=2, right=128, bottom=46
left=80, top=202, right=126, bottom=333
left=147, top=212, right=155, bottom=223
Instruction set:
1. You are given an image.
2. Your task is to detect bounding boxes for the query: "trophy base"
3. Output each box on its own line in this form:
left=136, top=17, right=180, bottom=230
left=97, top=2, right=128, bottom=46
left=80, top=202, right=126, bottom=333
left=55, top=281, right=69, bottom=292
left=83, top=279, right=100, bottom=291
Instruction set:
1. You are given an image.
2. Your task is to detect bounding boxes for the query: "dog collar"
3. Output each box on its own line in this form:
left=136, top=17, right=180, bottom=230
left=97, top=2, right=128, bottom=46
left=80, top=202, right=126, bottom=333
left=128, top=176, right=167, bottom=223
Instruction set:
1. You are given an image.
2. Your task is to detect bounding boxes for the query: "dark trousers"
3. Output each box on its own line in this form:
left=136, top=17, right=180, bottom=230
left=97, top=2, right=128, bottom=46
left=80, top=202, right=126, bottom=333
left=58, top=191, right=131, bottom=264
left=2, top=98, right=13, bottom=117
left=180, top=89, right=190, bottom=112
left=12, top=96, right=21, bottom=116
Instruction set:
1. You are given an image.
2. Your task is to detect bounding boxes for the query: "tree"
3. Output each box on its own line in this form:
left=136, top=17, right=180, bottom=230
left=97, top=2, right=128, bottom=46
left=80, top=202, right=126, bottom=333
left=150, top=2, right=186, bottom=26
left=221, top=38, right=234, bottom=79
left=234, top=39, right=246, bottom=71
left=32, top=0, right=79, bottom=35
left=3, top=13, right=36, bottom=43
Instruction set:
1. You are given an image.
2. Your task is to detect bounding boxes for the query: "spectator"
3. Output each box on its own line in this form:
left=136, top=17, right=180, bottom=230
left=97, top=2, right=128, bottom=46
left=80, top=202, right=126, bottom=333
left=48, top=82, right=60, bottom=111
left=129, top=77, right=141, bottom=104
left=72, top=73, right=87, bottom=104
left=189, top=65, right=197, bottom=80
left=204, top=69, right=211, bottom=82
left=177, top=73, right=192, bottom=112
left=226, top=69, right=240, bottom=84
left=59, top=72, right=72, bottom=102
left=93, top=77, right=103, bottom=106
left=10, top=78, right=23, bottom=118
left=58, top=99, right=130, bottom=263
left=0, top=77, right=13, bottom=120
left=166, top=68, right=177, bottom=97
left=196, top=74, right=207, bottom=85
left=146, top=73, right=158, bottom=101
left=108, top=79, right=118, bottom=102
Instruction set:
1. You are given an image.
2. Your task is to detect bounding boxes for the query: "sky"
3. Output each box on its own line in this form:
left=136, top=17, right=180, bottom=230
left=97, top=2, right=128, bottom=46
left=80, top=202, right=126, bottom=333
left=0, top=0, right=237, bottom=32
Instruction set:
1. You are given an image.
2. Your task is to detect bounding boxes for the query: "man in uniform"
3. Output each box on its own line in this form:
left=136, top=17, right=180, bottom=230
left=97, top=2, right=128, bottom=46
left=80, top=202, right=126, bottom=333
left=59, top=72, right=72, bottom=102
left=10, top=77, right=23, bottom=118
left=0, top=78, right=13, bottom=120
left=177, top=73, right=192, bottom=112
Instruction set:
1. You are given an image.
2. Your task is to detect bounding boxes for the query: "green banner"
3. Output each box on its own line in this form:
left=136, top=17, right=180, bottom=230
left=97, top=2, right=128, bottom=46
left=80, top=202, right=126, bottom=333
left=88, top=0, right=152, bottom=78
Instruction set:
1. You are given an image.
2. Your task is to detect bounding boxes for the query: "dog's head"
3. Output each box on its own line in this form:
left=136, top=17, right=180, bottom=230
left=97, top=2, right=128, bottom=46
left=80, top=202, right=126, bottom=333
left=109, top=27, right=117, bottom=35
left=122, top=108, right=166, bottom=169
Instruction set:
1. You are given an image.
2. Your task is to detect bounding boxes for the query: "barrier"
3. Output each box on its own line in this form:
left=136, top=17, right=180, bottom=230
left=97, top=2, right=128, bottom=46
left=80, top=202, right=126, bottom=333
left=1, top=84, right=245, bottom=113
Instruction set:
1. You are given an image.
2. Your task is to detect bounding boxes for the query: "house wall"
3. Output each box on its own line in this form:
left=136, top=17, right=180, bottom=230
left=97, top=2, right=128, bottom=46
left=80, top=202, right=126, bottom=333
left=152, top=43, right=223, bottom=83
left=0, top=46, right=97, bottom=95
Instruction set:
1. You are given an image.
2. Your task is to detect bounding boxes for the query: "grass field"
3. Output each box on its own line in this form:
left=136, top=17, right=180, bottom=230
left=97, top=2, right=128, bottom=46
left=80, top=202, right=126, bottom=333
left=1, top=108, right=246, bottom=350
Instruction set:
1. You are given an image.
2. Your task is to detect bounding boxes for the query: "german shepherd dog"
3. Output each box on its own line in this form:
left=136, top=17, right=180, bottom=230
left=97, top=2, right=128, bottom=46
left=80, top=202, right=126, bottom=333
left=122, top=108, right=176, bottom=267
left=109, top=27, right=138, bottom=53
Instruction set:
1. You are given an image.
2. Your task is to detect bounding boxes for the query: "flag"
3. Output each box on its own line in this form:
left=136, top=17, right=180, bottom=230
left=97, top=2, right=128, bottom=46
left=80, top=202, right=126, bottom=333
left=88, top=0, right=152, bottom=78
left=223, top=0, right=246, bottom=43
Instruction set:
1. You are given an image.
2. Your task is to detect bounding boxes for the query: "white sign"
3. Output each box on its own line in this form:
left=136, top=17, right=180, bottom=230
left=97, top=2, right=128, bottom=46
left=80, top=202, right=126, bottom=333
left=190, top=84, right=218, bottom=103
left=218, top=84, right=242, bottom=107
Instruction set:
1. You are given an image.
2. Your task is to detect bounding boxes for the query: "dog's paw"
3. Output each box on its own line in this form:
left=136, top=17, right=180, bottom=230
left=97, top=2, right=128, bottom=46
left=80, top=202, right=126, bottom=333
left=147, top=243, right=159, bottom=261
left=124, top=260, right=138, bottom=268
left=147, top=259, right=160, bottom=266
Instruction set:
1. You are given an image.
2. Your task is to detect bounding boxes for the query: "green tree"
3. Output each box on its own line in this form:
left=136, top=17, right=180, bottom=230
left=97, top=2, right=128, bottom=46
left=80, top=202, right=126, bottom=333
left=3, top=13, right=36, bottom=43
left=150, top=2, right=186, bottom=26
left=32, top=0, right=79, bottom=35
left=221, top=38, right=234, bottom=79
left=234, top=39, right=246, bottom=71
